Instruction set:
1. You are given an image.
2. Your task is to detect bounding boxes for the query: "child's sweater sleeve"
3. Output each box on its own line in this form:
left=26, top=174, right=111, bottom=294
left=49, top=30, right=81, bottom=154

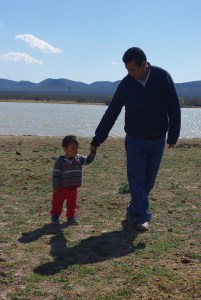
left=79, top=151, right=96, bottom=165
left=52, top=158, right=61, bottom=188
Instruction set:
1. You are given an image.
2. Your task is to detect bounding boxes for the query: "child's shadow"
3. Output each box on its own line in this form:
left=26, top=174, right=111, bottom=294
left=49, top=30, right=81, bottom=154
left=18, top=221, right=145, bottom=276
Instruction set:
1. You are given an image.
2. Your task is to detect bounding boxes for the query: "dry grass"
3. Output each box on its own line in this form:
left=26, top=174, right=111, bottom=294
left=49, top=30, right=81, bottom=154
left=0, top=136, right=200, bottom=300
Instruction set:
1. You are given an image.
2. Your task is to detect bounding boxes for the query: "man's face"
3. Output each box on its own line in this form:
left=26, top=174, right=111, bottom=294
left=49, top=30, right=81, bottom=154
left=125, top=60, right=147, bottom=81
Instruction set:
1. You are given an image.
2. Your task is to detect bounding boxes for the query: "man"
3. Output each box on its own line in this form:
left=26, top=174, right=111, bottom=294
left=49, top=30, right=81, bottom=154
left=90, top=47, right=181, bottom=230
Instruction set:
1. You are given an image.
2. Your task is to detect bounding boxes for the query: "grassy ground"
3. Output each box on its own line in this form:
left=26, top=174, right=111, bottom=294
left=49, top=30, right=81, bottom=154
left=0, top=136, right=200, bottom=300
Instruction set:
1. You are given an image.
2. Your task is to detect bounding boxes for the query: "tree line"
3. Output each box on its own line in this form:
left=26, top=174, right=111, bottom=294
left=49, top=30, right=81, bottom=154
left=0, top=93, right=201, bottom=107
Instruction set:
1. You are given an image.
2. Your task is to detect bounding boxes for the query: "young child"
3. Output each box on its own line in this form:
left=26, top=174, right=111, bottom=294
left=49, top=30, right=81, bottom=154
left=50, top=135, right=96, bottom=225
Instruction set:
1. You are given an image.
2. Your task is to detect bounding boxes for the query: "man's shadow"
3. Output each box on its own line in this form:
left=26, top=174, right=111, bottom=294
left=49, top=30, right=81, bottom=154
left=18, top=221, right=145, bottom=276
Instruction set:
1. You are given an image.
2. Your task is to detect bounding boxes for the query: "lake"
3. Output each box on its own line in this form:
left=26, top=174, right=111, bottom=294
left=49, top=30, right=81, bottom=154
left=0, top=102, right=201, bottom=138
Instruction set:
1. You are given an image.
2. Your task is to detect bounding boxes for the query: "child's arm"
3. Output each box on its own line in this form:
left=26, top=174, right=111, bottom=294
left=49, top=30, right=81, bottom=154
left=78, top=151, right=96, bottom=165
left=85, top=151, right=96, bottom=164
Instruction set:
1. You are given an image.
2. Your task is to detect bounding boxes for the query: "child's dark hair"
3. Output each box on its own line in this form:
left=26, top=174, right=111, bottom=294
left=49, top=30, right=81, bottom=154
left=62, top=135, right=79, bottom=148
left=122, top=47, right=147, bottom=66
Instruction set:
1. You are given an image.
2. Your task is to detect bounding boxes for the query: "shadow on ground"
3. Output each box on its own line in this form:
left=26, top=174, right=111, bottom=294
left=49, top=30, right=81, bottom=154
left=18, top=221, right=145, bottom=275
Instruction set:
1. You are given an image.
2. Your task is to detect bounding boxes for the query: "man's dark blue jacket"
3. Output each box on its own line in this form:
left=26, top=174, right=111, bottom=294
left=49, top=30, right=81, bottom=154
left=91, top=64, right=181, bottom=146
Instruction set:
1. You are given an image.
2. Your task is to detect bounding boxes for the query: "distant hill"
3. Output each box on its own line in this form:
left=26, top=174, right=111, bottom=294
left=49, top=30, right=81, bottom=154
left=0, top=77, right=201, bottom=101
left=175, top=81, right=201, bottom=99
left=0, top=78, right=120, bottom=98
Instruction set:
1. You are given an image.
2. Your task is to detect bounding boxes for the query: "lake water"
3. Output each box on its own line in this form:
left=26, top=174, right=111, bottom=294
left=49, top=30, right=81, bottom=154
left=0, top=102, right=201, bottom=138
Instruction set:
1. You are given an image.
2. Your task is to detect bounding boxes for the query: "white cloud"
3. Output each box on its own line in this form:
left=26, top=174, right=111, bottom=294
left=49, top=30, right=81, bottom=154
left=15, top=34, right=63, bottom=54
left=111, top=61, right=118, bottom=65
left=1, top=52, right=43, bottom=64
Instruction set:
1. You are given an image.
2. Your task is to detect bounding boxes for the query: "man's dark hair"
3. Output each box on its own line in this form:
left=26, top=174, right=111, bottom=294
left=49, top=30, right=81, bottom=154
left=62, top=135, right=79, bottom=148
left=122, top=47, right=147, bottom=66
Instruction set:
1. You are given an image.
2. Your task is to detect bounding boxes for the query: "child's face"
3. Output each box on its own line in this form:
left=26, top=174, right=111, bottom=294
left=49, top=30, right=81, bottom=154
left=63, top=142, right=78, bottom=158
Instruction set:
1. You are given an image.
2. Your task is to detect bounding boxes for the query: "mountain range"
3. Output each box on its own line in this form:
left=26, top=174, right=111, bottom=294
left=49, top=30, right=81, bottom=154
left=0, top=78, right=201, bottom=100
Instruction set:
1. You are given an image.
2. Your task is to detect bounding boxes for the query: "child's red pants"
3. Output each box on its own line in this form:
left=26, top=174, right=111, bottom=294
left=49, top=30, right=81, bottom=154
left=50, top=187, right=78, bottom=219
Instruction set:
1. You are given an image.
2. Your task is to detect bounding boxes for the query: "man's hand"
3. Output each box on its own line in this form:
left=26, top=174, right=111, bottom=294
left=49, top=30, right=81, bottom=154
left=168, top=144, right=175, bottom=149
left=90, top=144, right=98, bottom=153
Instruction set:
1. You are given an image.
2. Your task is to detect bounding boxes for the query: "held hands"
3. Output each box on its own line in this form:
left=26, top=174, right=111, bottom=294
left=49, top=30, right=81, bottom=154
left=90, top=144, right=98, bottom=153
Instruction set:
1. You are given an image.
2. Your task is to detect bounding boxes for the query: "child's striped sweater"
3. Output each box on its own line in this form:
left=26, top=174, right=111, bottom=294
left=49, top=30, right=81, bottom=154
left=52, top=152, right=96, bottom=189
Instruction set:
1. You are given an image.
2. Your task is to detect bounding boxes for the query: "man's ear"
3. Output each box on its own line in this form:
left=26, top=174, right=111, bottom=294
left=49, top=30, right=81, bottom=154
left=141, top=60, right=146, bottom=68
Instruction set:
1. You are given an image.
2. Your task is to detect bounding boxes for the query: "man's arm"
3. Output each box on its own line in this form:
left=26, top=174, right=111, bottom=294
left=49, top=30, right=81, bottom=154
left=166, top=74, right=181, bottom=145
left=91, top=83, right=125, bottom=147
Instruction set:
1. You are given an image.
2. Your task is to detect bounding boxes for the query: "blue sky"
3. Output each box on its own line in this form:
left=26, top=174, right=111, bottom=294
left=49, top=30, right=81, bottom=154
left=1, top=0, right=201, bottom=84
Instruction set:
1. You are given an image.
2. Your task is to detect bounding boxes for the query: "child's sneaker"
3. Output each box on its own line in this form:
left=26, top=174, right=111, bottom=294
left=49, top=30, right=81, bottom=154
left=67, top=217, right=78, bottom=225
left=51, top=216, right=60, bottom=224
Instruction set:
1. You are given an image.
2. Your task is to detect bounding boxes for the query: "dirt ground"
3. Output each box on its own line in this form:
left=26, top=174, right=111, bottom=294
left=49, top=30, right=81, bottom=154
left=0, top=136, right=200, bottom=300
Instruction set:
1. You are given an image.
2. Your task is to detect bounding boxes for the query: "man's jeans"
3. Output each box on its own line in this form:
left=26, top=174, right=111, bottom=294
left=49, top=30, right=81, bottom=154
left=125, top=134, right=166, bottom=224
